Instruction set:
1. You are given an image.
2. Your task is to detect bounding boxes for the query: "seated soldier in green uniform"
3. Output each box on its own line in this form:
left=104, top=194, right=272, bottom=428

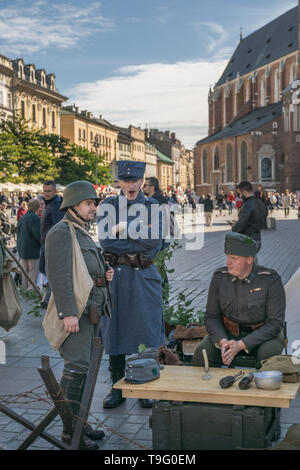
left=192, top=232, right=285, bottom=369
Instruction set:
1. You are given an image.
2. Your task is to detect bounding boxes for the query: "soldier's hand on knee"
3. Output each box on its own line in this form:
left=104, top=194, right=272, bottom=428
left=63, top=316, right=79, bottom=333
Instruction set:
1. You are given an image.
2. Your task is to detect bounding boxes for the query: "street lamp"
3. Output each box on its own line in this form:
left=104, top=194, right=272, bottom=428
left=93, top=140, right=100, bottom=186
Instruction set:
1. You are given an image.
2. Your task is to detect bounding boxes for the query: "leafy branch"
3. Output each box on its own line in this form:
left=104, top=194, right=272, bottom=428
left=18, top=286, right=45, bottom=318
left=154, top=240, right=205, bottom=328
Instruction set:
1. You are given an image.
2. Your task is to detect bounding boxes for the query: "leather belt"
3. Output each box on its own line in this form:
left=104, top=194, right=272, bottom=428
left=93, top=276, right=107, bottom=287
left=222, top=315, right=265, bottom=337
left=103, top=252, right=153, bottom=269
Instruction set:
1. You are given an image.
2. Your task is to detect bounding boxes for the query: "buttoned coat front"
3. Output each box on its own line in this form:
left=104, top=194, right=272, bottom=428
left=98, top=191, right=165, bottom=355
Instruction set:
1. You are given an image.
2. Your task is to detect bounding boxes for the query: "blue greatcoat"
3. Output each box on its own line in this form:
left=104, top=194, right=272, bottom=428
left=98, top=190, right=165, bottom=355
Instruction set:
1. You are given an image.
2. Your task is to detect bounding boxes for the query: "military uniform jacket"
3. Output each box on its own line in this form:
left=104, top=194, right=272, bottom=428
left=98, top=190, right=165, bottom=355
left=205, top=264, right=286, bottom=352
left=45, top=212, right=109, bottom=319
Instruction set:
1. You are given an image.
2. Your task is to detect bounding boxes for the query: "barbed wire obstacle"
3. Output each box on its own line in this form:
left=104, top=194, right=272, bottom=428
left=0, top=338, right=151, bottom=450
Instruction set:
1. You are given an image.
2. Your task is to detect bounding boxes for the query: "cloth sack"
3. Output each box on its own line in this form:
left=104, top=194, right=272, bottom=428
left=158, top=344, right=183, bottom=365
left=42, top=220, right=93, bottom=351
left=260, top=355, right=300, bottom=382
left=173, top=324, right=207, bottom=340
left=276, top=424, right=300, bottom=450
left=125, top=357, right=160, bottom=384
left=0, top=256, right=22, bottom=332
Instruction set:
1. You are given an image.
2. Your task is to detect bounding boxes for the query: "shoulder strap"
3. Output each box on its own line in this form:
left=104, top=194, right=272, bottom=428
left=63, top=219, right=94, bottom=240
left=63, top=219, right=105, bottom=271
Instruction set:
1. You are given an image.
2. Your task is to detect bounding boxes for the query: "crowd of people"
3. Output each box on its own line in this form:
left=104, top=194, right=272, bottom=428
left=0, top=180, right=298, bottom=292
left=0, top=166, right=297, bottom=449
left=196, top=187, right=298, bottom=227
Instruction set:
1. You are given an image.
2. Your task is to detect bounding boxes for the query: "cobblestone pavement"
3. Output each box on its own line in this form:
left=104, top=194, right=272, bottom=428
left=0, top=207, right=299, bottom=450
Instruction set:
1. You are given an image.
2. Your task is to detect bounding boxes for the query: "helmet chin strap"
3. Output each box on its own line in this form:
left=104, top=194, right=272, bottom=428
left=69, top=207, right=89, bottom=224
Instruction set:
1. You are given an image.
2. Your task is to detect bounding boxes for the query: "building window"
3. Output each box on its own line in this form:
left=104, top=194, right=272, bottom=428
left=90, top=132, right=93, bottom=142
left=290, top=63, right=296, bottom=85
left=78, top=129, right=81, bottom=140
left=260, top=75, right=266, bottom=107
left=52, top=111, right=55, bottom=128
left=0, top=90, right=3, bottom=106
left=226, top=143, right=233, bottom=182
left=42, top=108, right=46, bottom=126
left=7, top=92, right=12, bottom=109
left=21, top=100, right=25, bottom=119
left=246, top=80, right=250, bottom=102
left=202, top=150, right=208, bottom=183
left=214, top=146, right=219, bottom=170
left=32, top=104, right=36, bottom=122
left=261, top=157, right=272, bottom=180
left=223, top=90, right=226, bottom=126
left=284, top=108, right=290, bottom=132
left=240, top=141, right=248, bottom=180
left=274, top=69, right=280, bottom=102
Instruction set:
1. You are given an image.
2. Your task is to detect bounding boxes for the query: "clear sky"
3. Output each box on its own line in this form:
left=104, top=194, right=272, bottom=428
left=0, top=0, right=297, bottom=148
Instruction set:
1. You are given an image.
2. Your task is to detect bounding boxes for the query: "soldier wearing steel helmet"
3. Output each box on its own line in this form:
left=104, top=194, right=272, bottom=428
left=45, top=181, right=114, bottom=450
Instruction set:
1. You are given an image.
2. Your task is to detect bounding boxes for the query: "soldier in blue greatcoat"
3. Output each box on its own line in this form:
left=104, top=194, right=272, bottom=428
left=98, top=160, right=165, bottom=409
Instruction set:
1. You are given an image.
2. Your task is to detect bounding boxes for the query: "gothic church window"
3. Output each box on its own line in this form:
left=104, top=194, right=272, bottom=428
left=260, top=75, right=266, bottom=107
left=214, top=146, right=219, bottom=170
left=226, top=143, right=233, bottom=182
left=274, top=69, right=280, bottom=102
left=261, top=157, right=272, bottom=180
left=240, top=141, right=248, bottom=180
left=202, top=150, right=208, bottom=183
left=290, top=63, right=296, bottom=85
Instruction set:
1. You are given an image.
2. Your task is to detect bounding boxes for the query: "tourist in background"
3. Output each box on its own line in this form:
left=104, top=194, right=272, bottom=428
left=17, top=199, right=41, bottom=290
left=17, top=201, right=27, bottom=221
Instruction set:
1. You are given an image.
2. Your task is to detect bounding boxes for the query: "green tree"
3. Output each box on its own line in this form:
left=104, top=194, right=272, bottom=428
left=58, top=143, right=113, bottom=186
left=0, top=114, right=113, bottom=185
left=0, top=114, right=58, bottom=182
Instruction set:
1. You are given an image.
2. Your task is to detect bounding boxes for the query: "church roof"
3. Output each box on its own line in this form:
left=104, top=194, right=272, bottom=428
left=216, top=6, right=298, bottom=87
left=196, top=102, right=282, bottom=145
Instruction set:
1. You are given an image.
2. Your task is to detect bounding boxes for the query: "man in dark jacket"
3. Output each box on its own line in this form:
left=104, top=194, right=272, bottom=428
left=143, top=177, right=169, bottom=205
left=204, top=194, right=214, bottom=227
left=41, top=180, right=64, bottom=244
left=39, top=180, right=64, bottom=274
left=17, top=198, right=41, bottom=289
left=231, top=181, right=266, bottom=252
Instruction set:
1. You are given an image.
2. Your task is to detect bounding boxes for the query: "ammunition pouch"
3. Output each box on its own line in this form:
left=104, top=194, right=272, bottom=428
left=88, top=304, right=100, bottom=325
left=103, top=252, right=153, bottom=269
left=222, top=315, right=265, bottom=337
left=223, top=316, right=240, bottom=337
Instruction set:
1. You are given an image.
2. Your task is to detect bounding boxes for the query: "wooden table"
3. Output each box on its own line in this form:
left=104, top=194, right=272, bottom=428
left=114, top=366, right=300, bottom=408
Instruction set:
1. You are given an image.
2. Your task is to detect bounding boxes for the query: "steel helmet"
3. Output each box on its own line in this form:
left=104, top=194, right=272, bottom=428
left=60, top=181, right=99, bottom=210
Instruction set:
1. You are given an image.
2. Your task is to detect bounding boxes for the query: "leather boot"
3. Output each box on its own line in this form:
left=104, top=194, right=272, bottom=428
left=103, top=355, right=126, bottom=409
left=60, top=373, right=99, bottom=450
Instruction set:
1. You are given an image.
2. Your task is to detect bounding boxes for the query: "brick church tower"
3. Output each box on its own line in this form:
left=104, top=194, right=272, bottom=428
left=195, top=3, right=300, bottom=196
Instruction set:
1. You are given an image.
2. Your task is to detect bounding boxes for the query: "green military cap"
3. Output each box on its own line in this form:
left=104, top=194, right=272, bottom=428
left=224, top=232, right=257, bottom=257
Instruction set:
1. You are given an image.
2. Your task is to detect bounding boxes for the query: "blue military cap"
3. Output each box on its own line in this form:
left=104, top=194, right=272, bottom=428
left=117, top=160, right=146, bottom=180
